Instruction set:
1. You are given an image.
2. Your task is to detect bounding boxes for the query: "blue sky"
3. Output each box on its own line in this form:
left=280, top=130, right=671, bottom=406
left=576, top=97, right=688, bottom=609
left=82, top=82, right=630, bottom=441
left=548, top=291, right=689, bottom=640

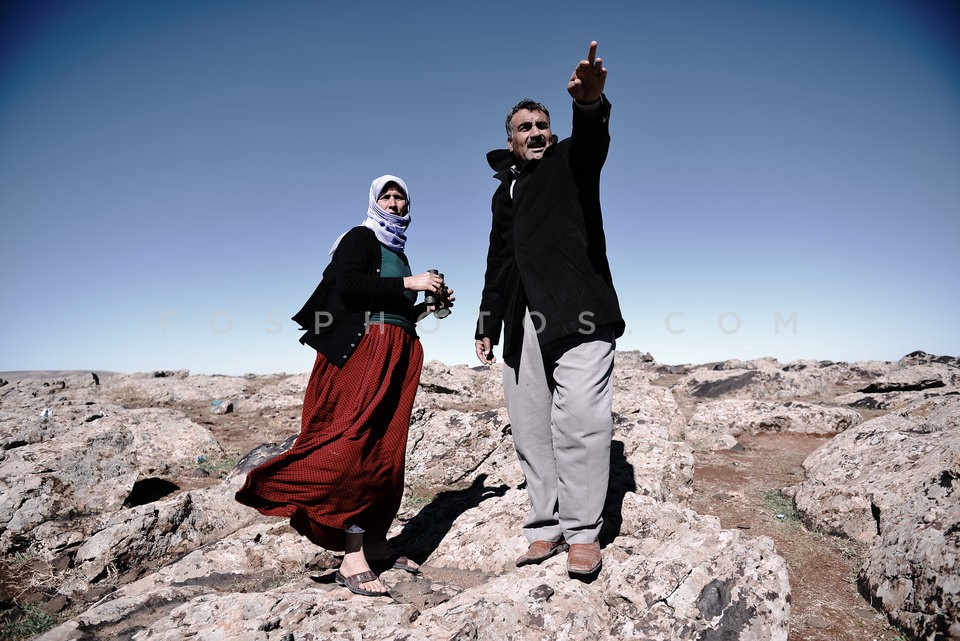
left=2, top=0, right=958, bottom=375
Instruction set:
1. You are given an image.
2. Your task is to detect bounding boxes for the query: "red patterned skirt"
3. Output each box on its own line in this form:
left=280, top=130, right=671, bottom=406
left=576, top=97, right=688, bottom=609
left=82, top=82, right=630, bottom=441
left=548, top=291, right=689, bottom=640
left=235, top=324, right=423, bottom=551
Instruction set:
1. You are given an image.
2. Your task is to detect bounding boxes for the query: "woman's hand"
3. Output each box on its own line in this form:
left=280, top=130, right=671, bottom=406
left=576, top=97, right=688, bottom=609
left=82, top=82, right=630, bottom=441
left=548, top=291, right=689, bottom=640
left=413, top=286, right=455, bottom=322
left=428, top=288, right=455, bottom=313
left=403, top=271, right=445, bottom=294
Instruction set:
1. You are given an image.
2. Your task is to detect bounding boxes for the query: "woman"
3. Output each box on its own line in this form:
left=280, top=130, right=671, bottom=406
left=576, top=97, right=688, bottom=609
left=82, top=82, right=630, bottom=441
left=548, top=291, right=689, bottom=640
left=236, top=175, right=451, bottom=597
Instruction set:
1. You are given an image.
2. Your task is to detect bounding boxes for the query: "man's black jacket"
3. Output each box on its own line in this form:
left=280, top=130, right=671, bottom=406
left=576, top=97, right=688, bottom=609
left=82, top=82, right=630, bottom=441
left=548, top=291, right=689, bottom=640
left=475, top=96, right=624, bottom=359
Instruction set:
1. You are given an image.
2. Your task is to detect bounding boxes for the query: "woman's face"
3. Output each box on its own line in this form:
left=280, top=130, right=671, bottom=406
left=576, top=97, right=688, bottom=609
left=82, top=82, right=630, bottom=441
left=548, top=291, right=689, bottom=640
left=377, top=183, right=408, bottom=215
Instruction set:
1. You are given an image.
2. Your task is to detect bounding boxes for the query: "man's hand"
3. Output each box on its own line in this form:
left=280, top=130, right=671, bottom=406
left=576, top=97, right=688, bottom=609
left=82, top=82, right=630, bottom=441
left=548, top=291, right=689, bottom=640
left=475, top=337, right=496, bottom=365
left=567, top=41, right=606, bottom=104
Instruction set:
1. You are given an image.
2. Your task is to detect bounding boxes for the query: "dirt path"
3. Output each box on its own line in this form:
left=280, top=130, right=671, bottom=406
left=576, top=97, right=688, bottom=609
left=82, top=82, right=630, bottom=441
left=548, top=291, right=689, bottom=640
left=688, top=433, right=903, bottom=641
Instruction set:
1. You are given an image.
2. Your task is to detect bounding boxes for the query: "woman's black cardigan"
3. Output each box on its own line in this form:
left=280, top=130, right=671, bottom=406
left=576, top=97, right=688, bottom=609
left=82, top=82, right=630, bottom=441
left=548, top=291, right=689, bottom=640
left=292, top=226, right=418, bottom=367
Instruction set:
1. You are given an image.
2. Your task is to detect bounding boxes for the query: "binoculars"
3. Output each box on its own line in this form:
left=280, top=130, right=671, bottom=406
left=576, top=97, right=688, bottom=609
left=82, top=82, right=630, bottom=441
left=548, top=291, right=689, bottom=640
left=425, top=269, right=452, bottom=318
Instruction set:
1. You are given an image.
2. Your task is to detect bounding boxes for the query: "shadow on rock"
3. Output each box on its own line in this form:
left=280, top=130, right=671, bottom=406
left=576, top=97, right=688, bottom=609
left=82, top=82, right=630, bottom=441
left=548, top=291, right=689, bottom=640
left=600, top=439, right=636, bottom=547
left=391, top=473, right=508, bottom=564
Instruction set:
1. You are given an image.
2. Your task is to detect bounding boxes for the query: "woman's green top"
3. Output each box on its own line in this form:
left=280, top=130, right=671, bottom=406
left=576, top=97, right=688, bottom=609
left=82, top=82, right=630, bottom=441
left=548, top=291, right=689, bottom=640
left=368, top=245, right=418, bottom=334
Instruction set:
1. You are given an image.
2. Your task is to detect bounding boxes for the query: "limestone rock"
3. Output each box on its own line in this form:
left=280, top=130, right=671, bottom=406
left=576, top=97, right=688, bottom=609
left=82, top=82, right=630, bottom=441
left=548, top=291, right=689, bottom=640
left=0, top=422, right=139, bottom=555
left=416, top=360, right=505, bottom=410
left=678, top=360, right=857, bottom=401
left=613, top=415, right=695, bottom=503
left=9, top=352, right=960, bottom=641
left=35, top=522, right=336, bottom=640
left=107, top=372, right=253, bottom=409
left=899, top=349, right=960, bottom=369
left=786, top=395, right=960, bottom=640
left=836, top=355, right=960, bottom=411
left=858, top=363, right=955, bottom=393
left=227, top=373, right=309, bottom=414
left=613, top=383, right=687, bottom=441
left=686, top=400, right=861, bottom=450
left=406, top=407, right=516, bottom=489
left=106, top=407, right=225, bottom=476
left=60, top=474, right=259, bottom=598
left=414, top=495, right=789, bottom=641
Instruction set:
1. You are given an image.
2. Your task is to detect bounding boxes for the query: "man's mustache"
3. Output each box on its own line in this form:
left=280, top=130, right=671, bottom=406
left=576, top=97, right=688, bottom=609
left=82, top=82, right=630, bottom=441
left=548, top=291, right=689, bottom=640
left=528, top=136, right=547, bottom=147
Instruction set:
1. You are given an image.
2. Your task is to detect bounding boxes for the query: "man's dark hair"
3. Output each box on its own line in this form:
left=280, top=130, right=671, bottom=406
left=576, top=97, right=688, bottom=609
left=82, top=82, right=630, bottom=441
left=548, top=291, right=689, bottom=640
left=505, top=99, right=550, bottom=138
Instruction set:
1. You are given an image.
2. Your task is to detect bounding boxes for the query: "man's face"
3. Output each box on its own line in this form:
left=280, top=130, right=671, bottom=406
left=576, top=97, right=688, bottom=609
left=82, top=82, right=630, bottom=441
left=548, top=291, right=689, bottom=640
left=508, top=109, right=552, bottom=165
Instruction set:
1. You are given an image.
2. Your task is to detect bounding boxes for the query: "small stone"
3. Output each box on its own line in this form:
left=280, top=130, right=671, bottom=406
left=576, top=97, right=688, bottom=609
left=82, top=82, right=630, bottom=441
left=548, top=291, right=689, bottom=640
left=213, top=401, right=234, bottom=415
left=736, top=522, right=751, bottom=529
left=806, top=615, right=831, bottom=629
left=529, top=584, right=554, bottom=602
left=40, top=595, right=69, bottom=614
left=258, top=618, right=281, bottom=632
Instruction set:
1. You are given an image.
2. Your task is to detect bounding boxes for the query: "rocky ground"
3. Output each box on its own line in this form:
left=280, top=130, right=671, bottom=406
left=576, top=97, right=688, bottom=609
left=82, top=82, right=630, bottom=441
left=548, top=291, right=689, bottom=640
left=0, top=350, right=957, bottom=640
left=689, top=433, right=897, bottom=641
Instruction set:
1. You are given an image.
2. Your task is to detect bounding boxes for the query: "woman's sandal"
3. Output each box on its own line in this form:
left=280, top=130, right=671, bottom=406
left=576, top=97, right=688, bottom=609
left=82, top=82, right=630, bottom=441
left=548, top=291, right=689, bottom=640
left=390, top=555, right=420, bottom=574
left=369, top=554, right=421, bottom=575
left=335, top=571, right=390, bottom=597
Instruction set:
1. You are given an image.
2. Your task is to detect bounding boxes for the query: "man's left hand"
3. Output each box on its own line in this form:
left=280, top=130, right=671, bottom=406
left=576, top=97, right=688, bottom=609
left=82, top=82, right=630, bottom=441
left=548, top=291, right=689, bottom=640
left=567, top=40, right=606, bottom=104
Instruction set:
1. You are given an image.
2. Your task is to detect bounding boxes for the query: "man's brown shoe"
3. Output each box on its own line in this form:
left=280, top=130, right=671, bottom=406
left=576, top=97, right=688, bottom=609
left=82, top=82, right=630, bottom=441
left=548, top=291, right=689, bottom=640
left=515, top=540, right=569, bottom=567
left=567, top=541, right=602, bottom=575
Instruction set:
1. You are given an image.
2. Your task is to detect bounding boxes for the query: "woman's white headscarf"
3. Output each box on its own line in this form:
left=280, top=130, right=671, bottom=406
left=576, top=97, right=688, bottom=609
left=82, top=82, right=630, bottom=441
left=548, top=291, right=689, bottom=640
left=329, top=175, right=411, bottom=254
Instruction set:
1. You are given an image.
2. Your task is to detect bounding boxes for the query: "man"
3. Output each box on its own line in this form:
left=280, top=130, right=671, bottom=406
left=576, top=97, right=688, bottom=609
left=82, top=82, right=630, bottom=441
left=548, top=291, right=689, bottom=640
left=474, top=41, right=624, bottom=576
